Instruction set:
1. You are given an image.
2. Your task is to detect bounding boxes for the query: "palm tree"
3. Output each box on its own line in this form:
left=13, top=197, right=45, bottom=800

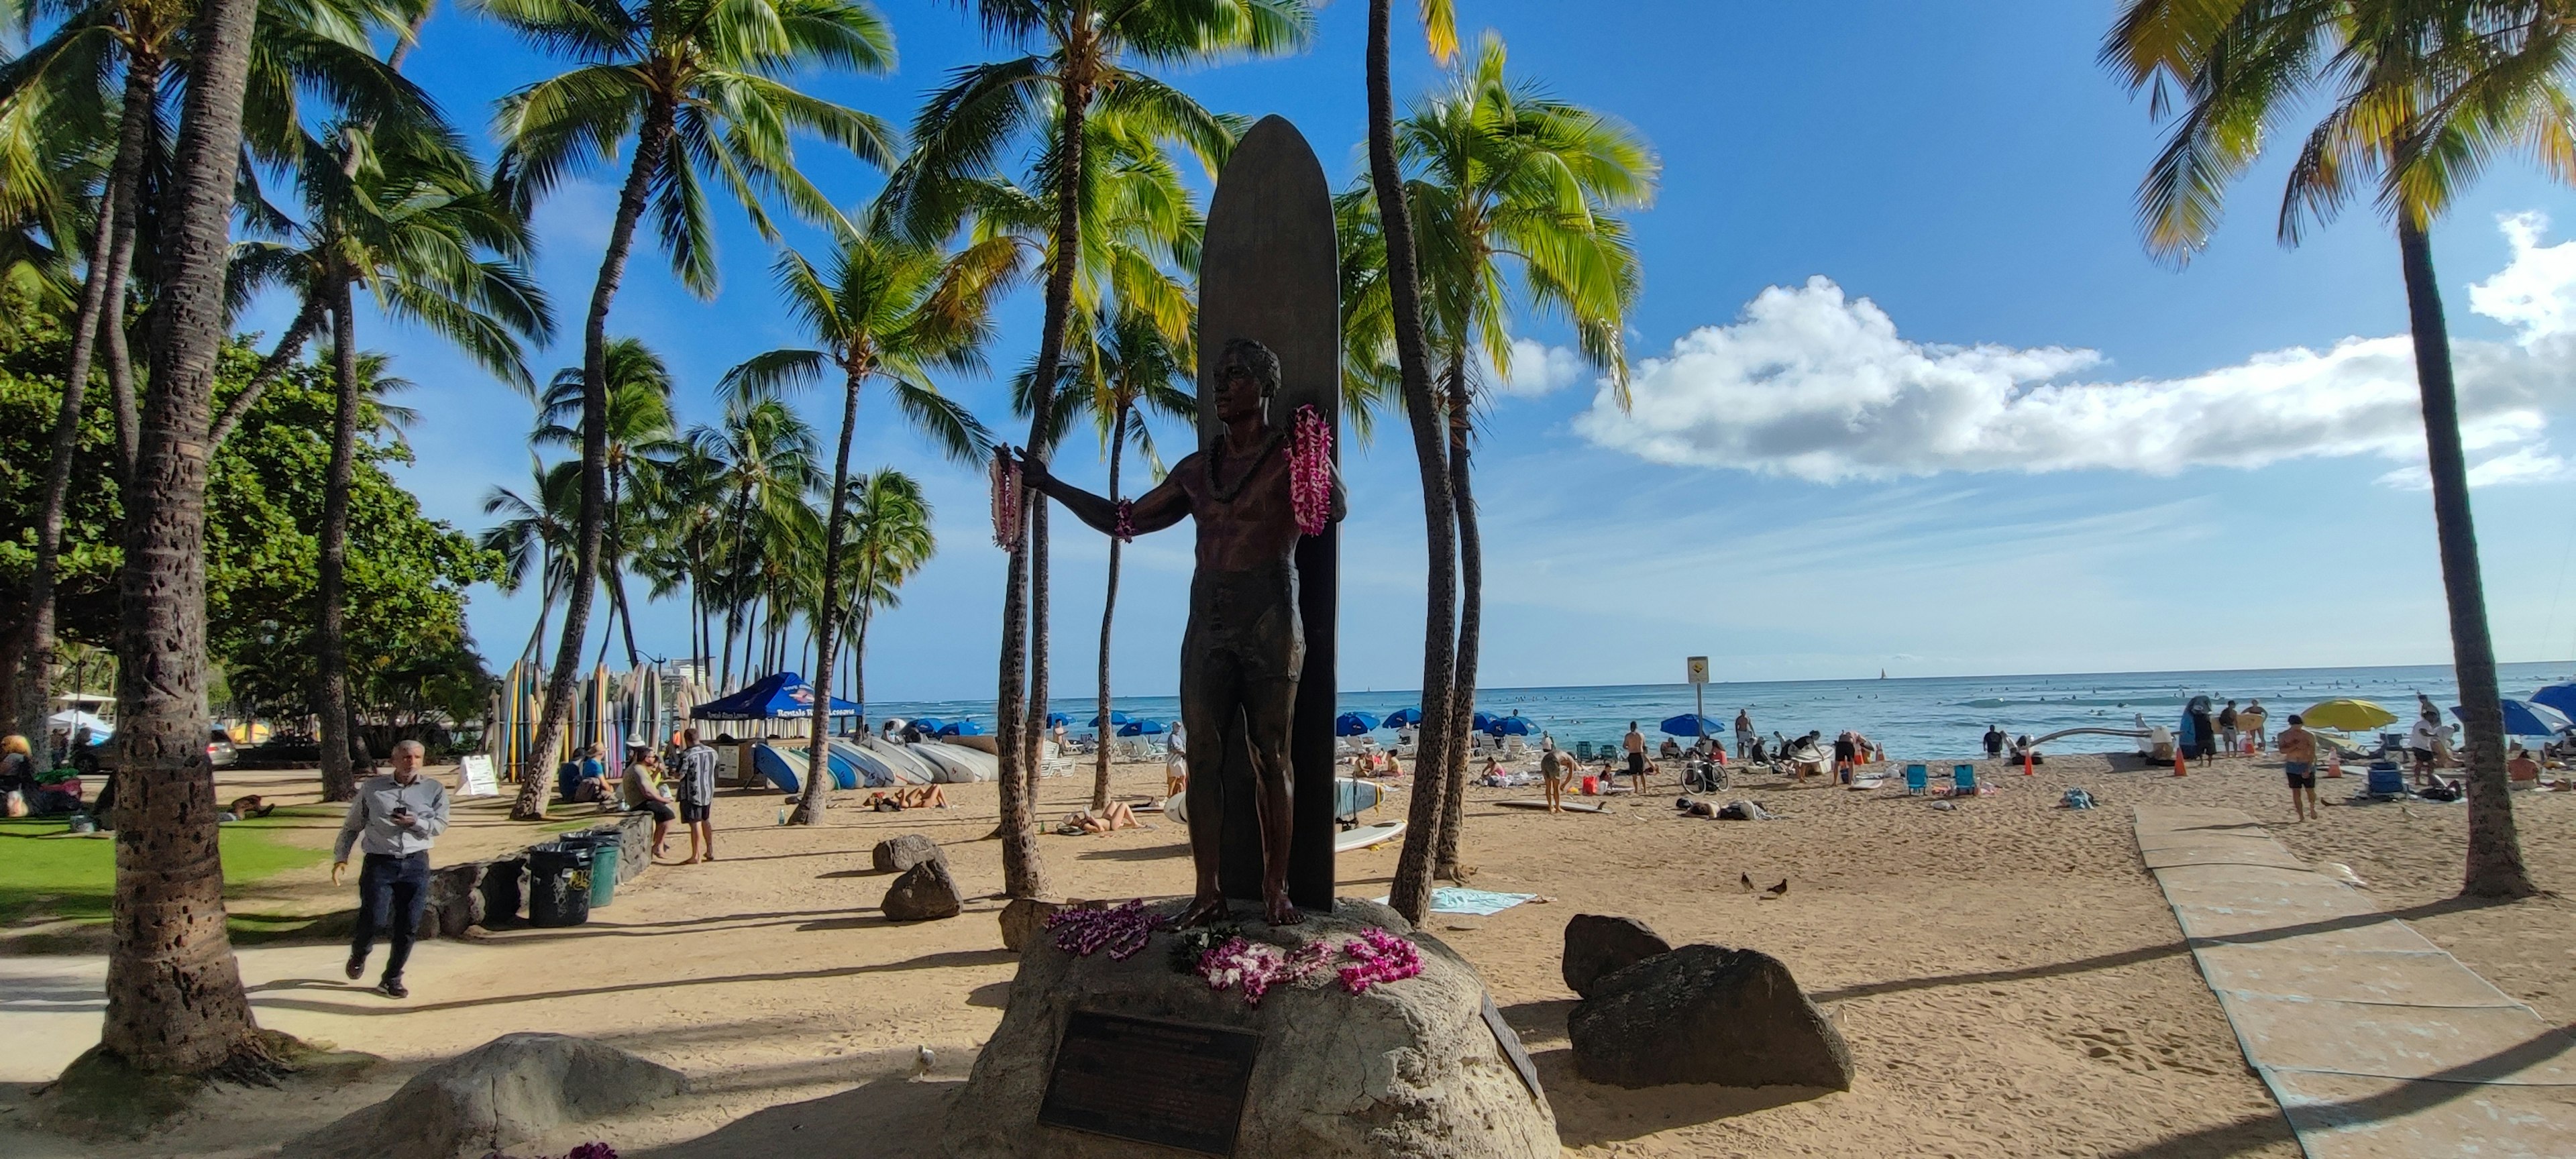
left=631, top=439, right=731, bottom=677
left=311, top=347, right=439, bottom=799
left=233, top=122, right=551, bottom=800
left=1, top=0, right=433, bottom=743
left=885, top=0, right=1313, bottom=899
left=1389, top=33, right=1653, bottom=879
left=84, top=0, right=272, bottom=1084
left=485, top=0, right=898, bottom=821
left=688, top=394, right=822, bottom=687
left=1368, top=0, right=1458, bottom=924
left=720, top=229, right=1004, bottom=823
left=834, top=470, right=935, bottom=739
left=480, top=457, right=582, bottom=671
left=2104, top=0, right=2563, bottom=899
left=533, top=337, right=682, bottom=667
left=1073, top=306, right=1193, bottom=810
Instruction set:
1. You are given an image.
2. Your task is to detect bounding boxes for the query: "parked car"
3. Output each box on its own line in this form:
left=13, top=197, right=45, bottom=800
left=207, top=728, right=237, bottom=769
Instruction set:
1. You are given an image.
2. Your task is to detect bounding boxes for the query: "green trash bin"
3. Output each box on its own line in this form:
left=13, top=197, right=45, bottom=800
left=584, top=836, right=619, bottom=908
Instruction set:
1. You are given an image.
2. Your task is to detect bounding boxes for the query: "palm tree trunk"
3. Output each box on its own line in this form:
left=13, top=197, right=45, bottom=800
left=1025, top=501, right=1050, bottom=807
left=1436, top=355, right=1480, bottom=881
left=521, top=569, right=558, bottom=667
left=2397, top=218, right=2534, bottom=899
left=608, top=470, right=640, bottom=667
left=993, top=499, right=1042, bottom=895
left=208, top=294, right=325, bottom=448
left=1092, top=412, right=1128, bottom=812
left=89, top=0, right=274, bottom=1080
left=15, top=56, right=158, bottom=741
left=1371, top=0, right=1459, bottom=925
left=99, top=50, right=156, bottom=480
left=794, top=366, right=865, bottom=826
left=517, top=96, right=676, bottom=820
left=314, top=280, right=363, bottom=803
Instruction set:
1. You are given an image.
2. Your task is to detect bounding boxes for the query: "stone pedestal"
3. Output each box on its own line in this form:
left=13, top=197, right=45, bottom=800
left=941, top=899, right=1556, bottom=1159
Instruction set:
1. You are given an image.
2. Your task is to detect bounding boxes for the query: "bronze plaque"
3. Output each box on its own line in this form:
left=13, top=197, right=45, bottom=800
left=1038, top=1010, right=1261, bottom=1156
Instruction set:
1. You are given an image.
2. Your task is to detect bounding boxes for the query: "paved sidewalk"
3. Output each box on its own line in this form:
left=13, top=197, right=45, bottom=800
left=2134, top=806, right=2576, bottom=1157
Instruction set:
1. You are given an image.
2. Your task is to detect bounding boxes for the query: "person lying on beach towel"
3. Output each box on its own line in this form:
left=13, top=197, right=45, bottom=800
left=1059, top=803, right=1139, bottom=834
left=867, top=786, right=949, bottom=812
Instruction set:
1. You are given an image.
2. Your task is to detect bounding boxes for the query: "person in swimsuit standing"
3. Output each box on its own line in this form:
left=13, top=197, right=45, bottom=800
left=1017, top=338, right=1344, bottom=927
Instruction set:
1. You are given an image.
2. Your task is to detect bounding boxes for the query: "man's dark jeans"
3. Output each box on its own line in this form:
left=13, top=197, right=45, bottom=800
left=351, top=851, right=430, bottom=980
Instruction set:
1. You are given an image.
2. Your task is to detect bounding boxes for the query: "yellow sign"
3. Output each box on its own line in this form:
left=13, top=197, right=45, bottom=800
left=1686, top=657, right=1710, bottom=685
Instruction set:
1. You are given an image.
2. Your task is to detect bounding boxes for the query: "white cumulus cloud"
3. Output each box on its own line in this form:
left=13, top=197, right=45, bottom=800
left=1576, top=215, right=2576, bottom=486
left=1487, top=338, right=1589, bottom=397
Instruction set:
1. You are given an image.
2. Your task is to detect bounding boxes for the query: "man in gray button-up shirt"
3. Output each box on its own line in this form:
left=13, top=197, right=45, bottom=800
left=334, top=740, right=449, bottom=998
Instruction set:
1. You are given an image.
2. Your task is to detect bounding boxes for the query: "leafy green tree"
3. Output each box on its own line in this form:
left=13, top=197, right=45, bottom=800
left=484, top=0, right=898, bottom=819
left=2104, top=0, right=2568, bottom=899
left=533, top=337, right=681, bottom=667
left=722, top=228, right=1002, bottom=822
left=885, top=0, right=1313, bottom=899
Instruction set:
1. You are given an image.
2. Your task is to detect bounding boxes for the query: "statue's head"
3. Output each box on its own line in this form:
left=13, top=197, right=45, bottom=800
left=1214, top=337, right=1280, bottom=424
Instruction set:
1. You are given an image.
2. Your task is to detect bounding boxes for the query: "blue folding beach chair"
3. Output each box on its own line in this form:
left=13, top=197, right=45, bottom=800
left=1904, top=763, right=1929, bottom=795
left=1951, top=763, right=1978, bottom=796
left=1575, top=740, right=1595, bottom=761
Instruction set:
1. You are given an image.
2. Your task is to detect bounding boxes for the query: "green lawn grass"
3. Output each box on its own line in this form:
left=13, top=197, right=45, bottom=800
left=0, top=815, right=331, bottom=927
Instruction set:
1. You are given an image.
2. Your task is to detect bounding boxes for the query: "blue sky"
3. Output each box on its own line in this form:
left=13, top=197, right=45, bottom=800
left=236, top=0, right=2576, bottom=700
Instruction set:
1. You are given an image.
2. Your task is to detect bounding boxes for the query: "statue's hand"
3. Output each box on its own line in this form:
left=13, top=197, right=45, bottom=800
left=1010, top=446, right=1051, bottom=487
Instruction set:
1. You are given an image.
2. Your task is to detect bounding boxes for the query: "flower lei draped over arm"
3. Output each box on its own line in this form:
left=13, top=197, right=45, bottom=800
left=1113, top=500, right=1136, bottom=543
left=1289, top=404, right=1332, bottom=537
left=989, top=450, right=1020, bottom=550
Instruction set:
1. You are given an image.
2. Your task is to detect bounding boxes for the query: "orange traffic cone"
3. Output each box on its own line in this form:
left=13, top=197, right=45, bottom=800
left=2023, top=751, right=2035, bottom=776
left=2173, top=751, right=2188, bottom=777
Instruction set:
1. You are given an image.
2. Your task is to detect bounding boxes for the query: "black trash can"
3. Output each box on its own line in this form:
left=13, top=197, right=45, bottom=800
left=556, top=832, right=620, bottom=909
left=527, top=842, right=594, bottom=928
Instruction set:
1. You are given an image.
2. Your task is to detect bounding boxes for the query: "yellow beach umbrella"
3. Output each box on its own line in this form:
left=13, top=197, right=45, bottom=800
left=2302, top=698, right=2399, bottom=732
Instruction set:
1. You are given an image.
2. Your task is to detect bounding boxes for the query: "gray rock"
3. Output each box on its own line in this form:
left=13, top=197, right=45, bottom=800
left=883, top=859, right=962, bottom=921
left=1561, top=914, right=1672, bottom=997
left=1570, top=944, right=1853, bottom=1090
left=941, top=898, right=1554, bottom=1158
left=873, top=833, right=945, bottom=874
left=999, top=897, right=1065, bottom=952
left=419, top=863, right=485, bottom=939
left=280, top=1032, right=684, bottom=1159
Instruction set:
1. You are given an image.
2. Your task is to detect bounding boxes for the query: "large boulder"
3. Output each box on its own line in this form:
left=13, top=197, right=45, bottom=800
left=999, top=897, right=1067, bottom=952
left=1560, top=914, right=1671, bottom=997
left=1569, top=944, right=1853, bottom=1090
left=873, top=833, right=946, bottom=874
left=941, top=899, right=1554, bottom=1159
left=883, top=859, right=963, bottom=921
left=280, top=1032, right=685, bottom=1159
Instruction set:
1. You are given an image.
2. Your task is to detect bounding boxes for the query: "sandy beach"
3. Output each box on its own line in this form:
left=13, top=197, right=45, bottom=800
left=1, top=750, right=2567, bottom=1158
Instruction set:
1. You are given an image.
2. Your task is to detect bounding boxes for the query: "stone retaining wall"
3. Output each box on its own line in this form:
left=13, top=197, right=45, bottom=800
left=414, top=810, right=653, bottom=938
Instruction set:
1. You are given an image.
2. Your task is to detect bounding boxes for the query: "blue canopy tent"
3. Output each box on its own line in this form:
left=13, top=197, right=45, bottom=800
left=1383, top=707, right=1423, bottom=728
left=2530, top=683, right=2576, bottom=720
left=1487, top=714, right=1537, bottom=736
left=2455, top=699, right=2573, bottom=737
left=1335, top=711, right=1382, bottom=736
left=1089, top=710, right=1133, bottom=728
left=690, top=672, right=860, bottom=722
left=1660, top=714, right=1724, bottom=737
left=937, top=720, right=983, bottom=737
left=1118, top=719, right=1169, bottom=736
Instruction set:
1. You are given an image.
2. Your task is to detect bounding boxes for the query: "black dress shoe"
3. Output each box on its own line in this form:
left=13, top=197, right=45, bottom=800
left=375, top=977, right=409, bottom=999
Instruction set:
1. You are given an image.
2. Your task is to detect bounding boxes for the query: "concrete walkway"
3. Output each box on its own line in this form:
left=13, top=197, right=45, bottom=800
left=2134, top=806, right=2576, bottom=1157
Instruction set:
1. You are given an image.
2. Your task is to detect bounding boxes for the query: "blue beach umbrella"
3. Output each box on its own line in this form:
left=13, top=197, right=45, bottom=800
left=2530, top=683, right=2576, bottom=719
left=2455, top=699, right=2573, bottom=737
left=1470, top=712, right=1499, bottom=733
left=1383, top=708, right=1424, bottom=728
left=937, top=720, right=983, bottom=737
left=1046, top=712, right=1070, bottom=728
left=1118, top=719, right=1169, bottom=736
left=1088, top=710, right=1133, bottom=728
left=1660, top=714, right=1723, bottom=738
left=909, top=716, right=947, bottom=733
left=1487, top=714, right=1537, bottom=736
left=1336, top=711, right=1382, bottom=736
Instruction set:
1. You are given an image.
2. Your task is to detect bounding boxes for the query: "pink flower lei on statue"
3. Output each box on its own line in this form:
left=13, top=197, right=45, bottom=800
left=989, top=449, right=1020, bottom=550
left=1193, top=928, right=1421, bottom=1006
left=1112, top=499, right=1136, bottom=543
left=1288, top=404, right=1332, bottom=536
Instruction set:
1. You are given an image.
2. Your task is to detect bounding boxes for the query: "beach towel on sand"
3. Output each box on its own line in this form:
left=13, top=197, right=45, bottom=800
left=1371, top=887, right=1537, bottom=916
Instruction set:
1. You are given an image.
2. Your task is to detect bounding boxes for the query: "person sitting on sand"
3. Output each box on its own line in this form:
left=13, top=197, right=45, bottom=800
left=228, top=794, right=277, bottom=820
left=1543, top=749, right=1576, bottom=813
left=2509, top=747, right=2541, bottom=787
left=2277, top=714, right=2318, bottom=822
left=1060, top=802, right=1139, bottom=834
left=1658, top=736, right=1683, bottom=761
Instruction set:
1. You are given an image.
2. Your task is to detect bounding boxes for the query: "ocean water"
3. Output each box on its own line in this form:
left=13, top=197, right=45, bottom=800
left=865, top=661, right=2576, bottom=759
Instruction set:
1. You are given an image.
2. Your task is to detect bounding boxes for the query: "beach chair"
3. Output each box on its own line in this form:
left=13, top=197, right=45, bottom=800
left=1950, top=763, right=1978, bottom=796
left=1504, top=736, right=1527, bottom=759
left=1575, top=740, right=1595, bottom=761
left=1904, top=763, right=1929, bottom=795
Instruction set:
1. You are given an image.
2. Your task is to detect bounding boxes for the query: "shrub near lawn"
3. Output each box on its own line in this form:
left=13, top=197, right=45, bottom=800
left=0, top=816, right=330, bottom=927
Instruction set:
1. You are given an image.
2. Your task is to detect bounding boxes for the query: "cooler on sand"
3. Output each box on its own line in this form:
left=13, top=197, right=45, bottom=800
left=2365, top=763, right=2406, bottom=798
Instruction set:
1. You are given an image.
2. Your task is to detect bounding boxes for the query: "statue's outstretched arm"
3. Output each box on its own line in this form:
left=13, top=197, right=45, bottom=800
left=1017, top=447, right=1191, bottom=537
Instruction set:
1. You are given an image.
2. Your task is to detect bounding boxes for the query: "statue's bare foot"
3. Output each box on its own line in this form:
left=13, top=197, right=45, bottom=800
left=1177, top=893, right=1232, bottom=928
left=1263, top=893, right=1304, bottom=926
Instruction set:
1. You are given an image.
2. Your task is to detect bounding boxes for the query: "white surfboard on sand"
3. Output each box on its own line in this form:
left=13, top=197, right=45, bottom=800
left=1496, top=799, right=1607, bottom=814
left=1336, top=820, right=1405, bottom=852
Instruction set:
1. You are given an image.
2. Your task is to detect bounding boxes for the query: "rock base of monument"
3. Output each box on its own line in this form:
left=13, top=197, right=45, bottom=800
left=941, top=898, right=1556, bottom=1159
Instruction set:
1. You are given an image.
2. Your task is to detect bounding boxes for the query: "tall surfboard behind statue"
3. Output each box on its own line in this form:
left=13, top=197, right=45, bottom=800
left=1195, top=115, right=1340, bottom=911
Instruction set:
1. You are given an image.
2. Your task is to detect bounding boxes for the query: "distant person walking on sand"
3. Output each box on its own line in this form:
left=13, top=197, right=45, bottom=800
left=623, top=747, right=676, bottom=858
left=2407, top=710, right=2441, bottom=784
left=2242, top=700, right=2269, bottom=750
left=333, top=740, right=448, bottom=999
left=1734, top=709, right=1755, bottom=759
left=676, top=728, right=718, bottom=863
left=1623, top=722, right=1649, bottom=791
left=2219, top=701, right=2241, bottom=755
left=1984, top=724, right=2006, bottom=759
left=2277, top=714, right=2319, bottom=822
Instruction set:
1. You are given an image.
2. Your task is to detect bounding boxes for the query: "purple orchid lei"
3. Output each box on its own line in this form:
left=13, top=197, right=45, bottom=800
left=1112, top=498, right=1136, bottom=543
left=988, top=451, right=1021, bottom=549
left=1288, top=404, right=1332, bottom=536
left=1045, top=900, right=1160, bottom=961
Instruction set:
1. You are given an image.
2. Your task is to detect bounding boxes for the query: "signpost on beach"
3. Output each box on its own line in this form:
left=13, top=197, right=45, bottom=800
left=1687, top=657, right=1710, bottom=746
